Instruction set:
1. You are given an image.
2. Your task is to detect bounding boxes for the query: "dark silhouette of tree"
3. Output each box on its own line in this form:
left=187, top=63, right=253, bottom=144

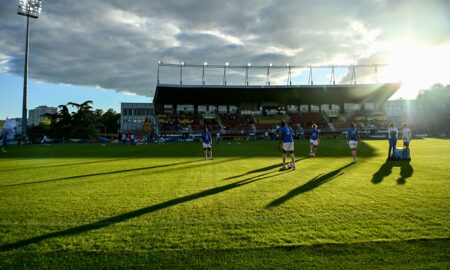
left=57, top=104, right=72, bottom=138
left=416, top=84, right=450, bottom=133
left=68, top=100, right=97, bottom=138
left=99, top=109, right=120, bottom=135
left=27, top=101, right=121, bottom=140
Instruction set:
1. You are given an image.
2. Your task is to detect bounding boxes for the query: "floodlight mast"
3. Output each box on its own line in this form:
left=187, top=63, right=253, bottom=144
left=17, top=0, right=43, bottom=138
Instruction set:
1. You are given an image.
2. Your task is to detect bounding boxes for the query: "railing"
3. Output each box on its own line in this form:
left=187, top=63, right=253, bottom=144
left=157, top=62, right=394, bottom=86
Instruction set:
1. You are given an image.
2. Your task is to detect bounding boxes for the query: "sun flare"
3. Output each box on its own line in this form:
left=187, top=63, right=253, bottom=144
left=381, top=41, right=450, bottom=99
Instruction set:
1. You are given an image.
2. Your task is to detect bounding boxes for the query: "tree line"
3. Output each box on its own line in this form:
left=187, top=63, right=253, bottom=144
left=28, top=101, right=120, bottom=139
left=416, top=84, right=450, bottom=133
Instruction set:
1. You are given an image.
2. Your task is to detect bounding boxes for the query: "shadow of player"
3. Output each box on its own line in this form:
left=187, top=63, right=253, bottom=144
left=223, top=158, right=306, bottom=180
left=0, top=169, right=289, bottom=252
left=266, top=162, right=354, bottom=208
left=371, top=161, right=414, bottom=185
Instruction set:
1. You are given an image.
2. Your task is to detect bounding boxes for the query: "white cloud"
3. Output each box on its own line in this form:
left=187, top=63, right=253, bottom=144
left=0, top=54, right=10, bottom=72
left=0, top=0, right=448, bottom=98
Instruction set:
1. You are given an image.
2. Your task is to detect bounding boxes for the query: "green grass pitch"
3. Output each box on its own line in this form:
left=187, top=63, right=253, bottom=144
left=0, top=139, right=449, bottom=269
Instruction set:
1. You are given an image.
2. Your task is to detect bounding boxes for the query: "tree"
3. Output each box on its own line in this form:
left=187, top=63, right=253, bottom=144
left=26, top=101, right=121, bottom=140
left=57, top=104, right=72, bottom=138
left=68, top=100, right=98, bottom=138
left=416, top=84, right=450, bottom=133
left=99, top=109, right=120, bottom=136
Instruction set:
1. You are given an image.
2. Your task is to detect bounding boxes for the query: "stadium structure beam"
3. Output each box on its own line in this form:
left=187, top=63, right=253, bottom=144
left=202, top=62, right=207, bottom=85
left=157, top=60, right=161, bottom=84
left=155, top=62, right=394, bottom=88
left=223, top=62, right=229, bottom=86
left=245, top=63, right=251, bottom=86
left=180, top=61, right=184, bottom=85
left=157, top=62, right=390, bottom=69
left=266, top=63, right=272, bottom=86
left=286, top=63, right=291, bottom=86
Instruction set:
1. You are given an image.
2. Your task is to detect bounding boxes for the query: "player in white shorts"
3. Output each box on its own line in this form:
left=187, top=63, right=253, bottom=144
left=347, top=123, right=359, bottom=163
left=202, top=126, right=213, bottom=160
left=309, top=124, right=320, bottom=157
left=279, top=120, right=295, bottom=170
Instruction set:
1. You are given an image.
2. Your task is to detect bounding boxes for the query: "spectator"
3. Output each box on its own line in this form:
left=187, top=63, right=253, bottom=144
left=402, top=123, right=412, bottom=160
left=388, top=123, right=398, bottom=160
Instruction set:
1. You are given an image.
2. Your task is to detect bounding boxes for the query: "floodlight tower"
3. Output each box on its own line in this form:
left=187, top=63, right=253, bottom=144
left=180, top=61, right=184, bottom=85
left=17, top=0, right=43, bottom=138
left=223, top=62, right=229, bottom=85
left=157, top=60, right=162, bottom=84
left=202, top=62, right=207, bottom=85
left=266, top=63, right=272, bottom=86
left=245, top=63, right=251, bottom=86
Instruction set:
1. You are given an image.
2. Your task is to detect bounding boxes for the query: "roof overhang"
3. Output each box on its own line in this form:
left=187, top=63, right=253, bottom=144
left=154, top=83, right=401, bottom=106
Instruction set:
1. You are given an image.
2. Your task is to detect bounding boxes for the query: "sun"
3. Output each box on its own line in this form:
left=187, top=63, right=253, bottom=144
left=380, top=41, right=450, bottom=99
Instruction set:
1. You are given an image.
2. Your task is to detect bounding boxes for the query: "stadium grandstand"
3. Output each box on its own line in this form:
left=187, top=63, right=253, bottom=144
left=150, top=63, right=401, bottom=141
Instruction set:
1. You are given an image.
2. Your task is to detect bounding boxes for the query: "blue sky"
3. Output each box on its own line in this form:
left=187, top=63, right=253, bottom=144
left=1, top=0, right=449, bottom=119
left=0, top=73, right=150, bottom=119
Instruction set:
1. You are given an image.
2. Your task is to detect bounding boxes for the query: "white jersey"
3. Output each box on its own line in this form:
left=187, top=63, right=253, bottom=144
left=402, top=127, right=412, bottom=142
left=388, top=127, right=398, bottom=139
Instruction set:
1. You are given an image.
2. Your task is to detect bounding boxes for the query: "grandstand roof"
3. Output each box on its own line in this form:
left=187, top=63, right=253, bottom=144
left=153, top=83, right=401, bottom=107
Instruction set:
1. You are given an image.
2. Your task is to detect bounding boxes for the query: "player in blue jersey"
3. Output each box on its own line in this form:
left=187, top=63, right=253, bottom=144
left=309, top=124, right=320, bottom=157
left=216, top=131, right=221, bottom=145
left=387, top=122, right=398, bottom=160
left=279, top=120, right=295, bottom=170
left=347, top=123, right=359, bottom=163
left=202, top=126, right=213, bottom=160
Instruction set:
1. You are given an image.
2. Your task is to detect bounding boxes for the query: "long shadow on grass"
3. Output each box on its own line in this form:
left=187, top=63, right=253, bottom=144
left=371, top=161, right=414, bottom=185
left=0, top=158, right=130, bottom=173
left=2, top=158, right=232, bottom=188
left=3, top=157, right=247, bottom=188
left=266, top=163, right=354, bottom=208
left=0, top=170, right=289, bottom=251
left=223, top=158, right=306, bottom=180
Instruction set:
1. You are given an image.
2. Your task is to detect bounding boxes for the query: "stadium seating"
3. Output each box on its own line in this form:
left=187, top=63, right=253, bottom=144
left=155, top=109, right=406, bottom=139
left=288, top=112, right=327, bottom=130
left=350, top=111, right=389, bottom=131
left=219, top=113, right=254, bottom=134
left=253, top=115, right=286, bottom=132
left=158, top=113, right=202, bottom=134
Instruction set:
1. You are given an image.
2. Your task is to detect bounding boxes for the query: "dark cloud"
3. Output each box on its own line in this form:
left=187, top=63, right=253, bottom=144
left=0, top=0, right=448, bottom=97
